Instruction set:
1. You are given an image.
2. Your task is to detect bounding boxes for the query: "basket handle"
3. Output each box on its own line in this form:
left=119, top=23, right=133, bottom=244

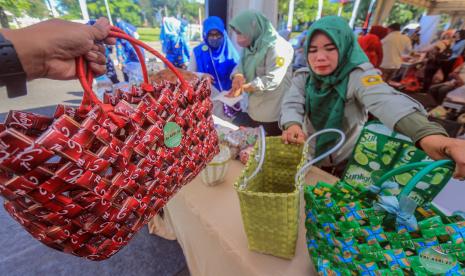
left=111, top=26, right=148, bottom=84
left=239, top=126, right=266, bottom=190
left=294, top=128, right=346, bottom=190
left=373, top=160, right=454, bottom=199
left=76, top=26, right=194, bottom=116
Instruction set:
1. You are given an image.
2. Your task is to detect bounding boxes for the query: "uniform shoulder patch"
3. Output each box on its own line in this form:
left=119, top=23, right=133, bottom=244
left=276, top=56, right=285, bottom=67
left=361, top=75, right=383, bottom=87
left=202, top=45, right=209, bottom=51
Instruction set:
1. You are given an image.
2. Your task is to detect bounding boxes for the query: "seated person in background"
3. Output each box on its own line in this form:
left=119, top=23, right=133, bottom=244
left=430, top=54, right=465, bottom=104
left=424, top=30, right=465, bottom=90
left=422, top=34, right=455, bottom=91
left=410, top=27, right=421, bottom=48
left=188, top=16, right=240, bottom=118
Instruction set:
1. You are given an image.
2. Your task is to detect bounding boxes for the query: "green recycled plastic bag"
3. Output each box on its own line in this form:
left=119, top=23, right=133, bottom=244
left=342, top=121, right=452, bottom=204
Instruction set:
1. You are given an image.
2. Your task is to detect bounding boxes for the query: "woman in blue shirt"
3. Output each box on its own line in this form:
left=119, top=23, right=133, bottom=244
left=115, top=19, right=144, bottom=82
left=188, top=16, right=240, bottom=117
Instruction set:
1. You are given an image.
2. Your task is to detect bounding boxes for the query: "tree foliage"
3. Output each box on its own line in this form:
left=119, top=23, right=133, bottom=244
left=278, top=0, right=357, bottom=30
left=0, top=0, right=32, bottom=17
left=278, top=0, right=426, bottom=30
left=57, top=0, right=204, bottom=27
left=149, top=0, right=203, bottom=24
left=28, top=0, right=50, bottom=19
left=86, top=0, right=143, bottom=26
left=385, top=2, right=425, bottom=26
left=0, top=0, right=50, bottom=28
left=57, top=0, right=82, bottom=20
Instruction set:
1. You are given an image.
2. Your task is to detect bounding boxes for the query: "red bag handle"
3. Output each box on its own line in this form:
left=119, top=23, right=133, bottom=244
left=76, top=26, right=193, bottom=116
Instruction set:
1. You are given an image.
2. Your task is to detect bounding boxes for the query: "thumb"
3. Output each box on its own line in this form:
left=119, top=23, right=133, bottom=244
left=89, top=17, right=114, bottom=43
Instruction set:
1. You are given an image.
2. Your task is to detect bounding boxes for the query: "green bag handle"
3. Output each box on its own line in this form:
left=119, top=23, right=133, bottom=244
left=295, top=128, right=346, bottom=190
left=374, top=160, right=454, bottom=198
left=400, top=160, right=454, bottom=197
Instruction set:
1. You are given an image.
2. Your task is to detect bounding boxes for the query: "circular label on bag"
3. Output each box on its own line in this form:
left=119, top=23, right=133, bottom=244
left=164, top=122, right=182, bottom=148
left=419, top=246, right=457, bottom=274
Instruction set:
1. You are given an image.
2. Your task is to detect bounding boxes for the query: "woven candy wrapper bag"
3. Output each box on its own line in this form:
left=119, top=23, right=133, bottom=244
left=234, top=127, right=345, bottom=259
left=0, top=26, right=218, bottom=260
left=304, top=156, right=465, bottom=275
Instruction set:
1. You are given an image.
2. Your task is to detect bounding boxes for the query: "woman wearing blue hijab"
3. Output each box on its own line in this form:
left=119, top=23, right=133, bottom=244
left=160, top=17, right=190, bottom=69
left=188, top=16, right=240, bottom=117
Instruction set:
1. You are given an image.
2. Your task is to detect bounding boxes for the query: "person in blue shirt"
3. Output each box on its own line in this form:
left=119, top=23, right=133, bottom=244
left=115, top=19, right=144, bottom=82
left=105, top=45, right=119, bottom=83
left=160, top=17, right=190, bottom=69
left=188, top=16, right=240, bottom=118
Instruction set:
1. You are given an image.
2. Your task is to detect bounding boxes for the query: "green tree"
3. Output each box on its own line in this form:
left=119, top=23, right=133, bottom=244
left=28, top=0, right=50, bottom=19
left=0, top=0, right=50, bottom=28
left=86, top=0, right=142, bottom=26
left=385, top=2, right=425, bottom=26
left=150, top=0, right=204, bottom=24
left=278, top=0, right=357, bottom=30
left=57, top=0, right=82, bottom=20
left=140, top=0, right=155, bottom=26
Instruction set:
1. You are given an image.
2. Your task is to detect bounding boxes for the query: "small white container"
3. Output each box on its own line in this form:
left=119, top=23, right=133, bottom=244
left=201, top=145, right=231, bottom=186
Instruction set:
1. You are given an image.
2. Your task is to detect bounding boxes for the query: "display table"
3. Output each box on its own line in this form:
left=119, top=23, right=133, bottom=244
left=149, top=160, right=339, bottom=276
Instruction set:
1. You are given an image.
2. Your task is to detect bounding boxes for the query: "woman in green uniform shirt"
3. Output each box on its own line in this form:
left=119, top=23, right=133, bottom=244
left=280, top=16, right=465, bottom=179
left=227, top=11, right=294, bottom=136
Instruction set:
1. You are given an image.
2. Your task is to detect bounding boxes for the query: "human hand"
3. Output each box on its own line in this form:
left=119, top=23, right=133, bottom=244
left=201, top=73, right=215, bottom=84
left=281, top=124, right=306, bottom=145
left=227, top=74, right=245, bottom=97
left=1, top=17, right=116, bottom=80
left=419, top=135, right=465, bottom=179
left=242, top=83, right=254, bottom=93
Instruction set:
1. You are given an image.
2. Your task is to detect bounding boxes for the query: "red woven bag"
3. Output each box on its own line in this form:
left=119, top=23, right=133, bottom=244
left=0, top=26, right=219, bottom=260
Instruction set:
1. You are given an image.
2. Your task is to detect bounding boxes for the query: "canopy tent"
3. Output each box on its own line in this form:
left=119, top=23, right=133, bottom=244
left=372, top=0, right=465, bottom=28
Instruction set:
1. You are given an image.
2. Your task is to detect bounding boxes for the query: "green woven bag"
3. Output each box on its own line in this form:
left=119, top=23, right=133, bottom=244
left=235, top=127, right=345, bottom=259
left=304, top=160, right=465, bottom=275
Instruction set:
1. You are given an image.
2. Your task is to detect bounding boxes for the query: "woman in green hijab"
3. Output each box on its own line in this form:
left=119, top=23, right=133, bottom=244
left=280, top=16, right=465, bottom=178
left=227, top=11, right=294, bottom=136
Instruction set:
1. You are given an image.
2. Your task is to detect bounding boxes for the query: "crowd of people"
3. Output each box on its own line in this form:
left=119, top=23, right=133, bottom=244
left=167, top=11, right=465, bottom=178
left=356, top=22, right=465, bottom=105
left=1, top=14, right=465, bottom=179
